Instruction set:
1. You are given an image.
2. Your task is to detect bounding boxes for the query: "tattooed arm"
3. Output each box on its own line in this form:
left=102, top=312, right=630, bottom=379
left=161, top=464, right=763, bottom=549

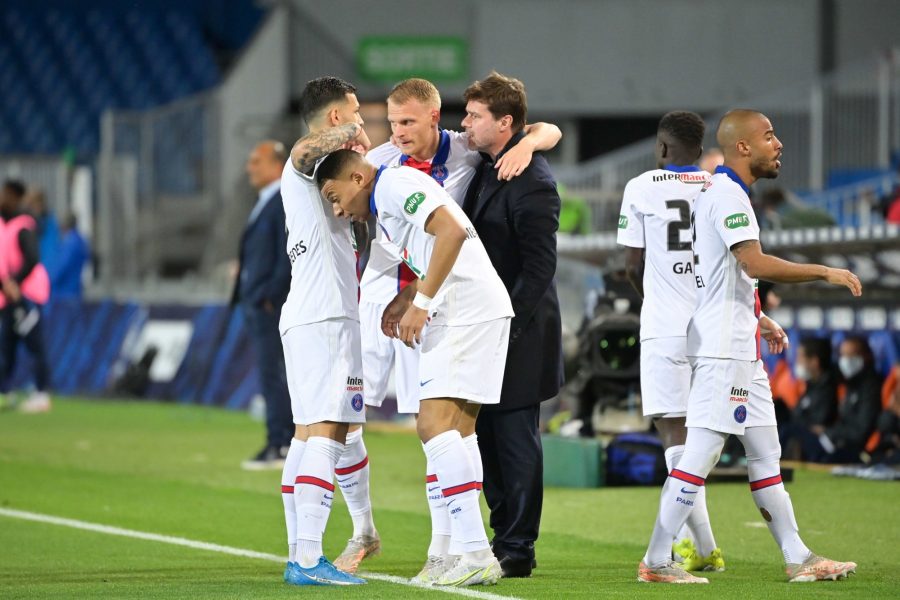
left=730, top=239, right=862, bottom=296
left=291, top=123, right=361, bottom=175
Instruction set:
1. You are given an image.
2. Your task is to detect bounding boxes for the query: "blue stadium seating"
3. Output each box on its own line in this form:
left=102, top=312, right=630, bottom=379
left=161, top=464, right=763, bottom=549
left=0, top=5, right=223, bottom=156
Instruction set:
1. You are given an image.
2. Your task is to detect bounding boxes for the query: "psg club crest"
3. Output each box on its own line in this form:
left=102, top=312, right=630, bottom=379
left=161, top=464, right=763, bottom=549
left=431, top=164, right=448, bottom=184
left=351, top=393, right=364, bottom=412
left=734, top=405, right=747, bottom=424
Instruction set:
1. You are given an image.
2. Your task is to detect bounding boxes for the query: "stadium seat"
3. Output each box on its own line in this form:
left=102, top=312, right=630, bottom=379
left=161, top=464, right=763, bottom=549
left=865, top=364, right=899, bottom=453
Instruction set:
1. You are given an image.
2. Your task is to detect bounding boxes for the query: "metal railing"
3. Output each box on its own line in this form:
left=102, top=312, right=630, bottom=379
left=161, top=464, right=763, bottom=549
left=97, top=92, right=221, bottom=287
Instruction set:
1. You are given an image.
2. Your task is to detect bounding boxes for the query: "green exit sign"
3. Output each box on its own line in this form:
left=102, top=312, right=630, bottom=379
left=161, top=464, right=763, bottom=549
left=357, top=36, right=468, bottom=82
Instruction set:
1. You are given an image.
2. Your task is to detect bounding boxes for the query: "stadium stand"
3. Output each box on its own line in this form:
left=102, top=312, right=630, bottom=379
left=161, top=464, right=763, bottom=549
left=0, top=2, right=244, bottom=156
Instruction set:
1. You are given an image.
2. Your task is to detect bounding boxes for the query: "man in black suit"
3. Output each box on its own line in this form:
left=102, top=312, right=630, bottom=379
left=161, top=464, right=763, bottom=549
left=460, top=72, right=563, bottom=578
left=232, top=140, right=293, bottom=470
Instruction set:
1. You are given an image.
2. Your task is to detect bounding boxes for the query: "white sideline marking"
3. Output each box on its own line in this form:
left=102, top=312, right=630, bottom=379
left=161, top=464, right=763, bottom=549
left=0, top=507, right=518, bottom=599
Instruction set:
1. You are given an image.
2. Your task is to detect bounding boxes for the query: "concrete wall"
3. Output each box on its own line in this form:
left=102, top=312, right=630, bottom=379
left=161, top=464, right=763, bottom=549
left=286, top=0, right=900, bottom=115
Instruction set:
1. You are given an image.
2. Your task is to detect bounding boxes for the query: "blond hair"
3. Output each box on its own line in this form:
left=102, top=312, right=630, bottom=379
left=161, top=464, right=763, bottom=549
left=388, top=78, right=442, bottom=109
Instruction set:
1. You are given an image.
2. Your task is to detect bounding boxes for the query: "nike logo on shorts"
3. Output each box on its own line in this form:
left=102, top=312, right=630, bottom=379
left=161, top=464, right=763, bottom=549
left=420, top=379, right=434, bottom=387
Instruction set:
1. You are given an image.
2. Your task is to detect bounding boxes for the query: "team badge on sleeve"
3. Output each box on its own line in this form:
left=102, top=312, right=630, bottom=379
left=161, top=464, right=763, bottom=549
left=618, top=214, right=629, bottom=229
left=725, top=213, right=750, bottom=229
left=404, top=192, right=426, bottom=215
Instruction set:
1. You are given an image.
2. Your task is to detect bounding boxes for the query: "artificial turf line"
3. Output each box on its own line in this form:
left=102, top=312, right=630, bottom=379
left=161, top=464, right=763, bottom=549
left=0, top=507, right=519, bottom=599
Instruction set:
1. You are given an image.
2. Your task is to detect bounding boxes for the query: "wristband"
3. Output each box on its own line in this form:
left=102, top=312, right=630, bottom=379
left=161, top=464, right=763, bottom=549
left=412, top=291, right=432, bottom=311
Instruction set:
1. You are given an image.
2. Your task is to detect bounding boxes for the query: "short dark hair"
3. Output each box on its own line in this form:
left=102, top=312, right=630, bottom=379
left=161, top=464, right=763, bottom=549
left=658, top=111, right=705, bottom=150
left=299, top=77, right=357, bottom=126
left=463, top=71, right=527, bottom=133
left=843, top=335, right=874, bottom=364
left=3, top=179, right=26, bottom=198
left=315, top=149, right=363, bottom=189
left=799, top=337, right=832, bottom=370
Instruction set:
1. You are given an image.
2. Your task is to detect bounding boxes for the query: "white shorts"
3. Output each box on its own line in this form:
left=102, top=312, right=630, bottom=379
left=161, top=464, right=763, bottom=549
left=418, top=317, right=511, bottom=405
left=359, top=301, right=421, bottom=414
left=686, top=356, right=754, bottom=435
left=747, top=359, right=777, bottom=429
left=640, top=337, right=691, bottom=418
left=281, top=318, right=366, bottom=426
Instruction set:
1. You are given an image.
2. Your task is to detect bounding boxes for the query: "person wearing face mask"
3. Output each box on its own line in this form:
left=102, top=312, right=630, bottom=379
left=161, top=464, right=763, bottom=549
left=778, top=337, right=838, bottom=458
left=806, top=337, right=882, bottom=463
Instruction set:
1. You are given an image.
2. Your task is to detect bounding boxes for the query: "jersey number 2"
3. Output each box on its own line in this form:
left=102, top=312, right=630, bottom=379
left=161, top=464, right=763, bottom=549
left=665, top=199, right=691, bottom=252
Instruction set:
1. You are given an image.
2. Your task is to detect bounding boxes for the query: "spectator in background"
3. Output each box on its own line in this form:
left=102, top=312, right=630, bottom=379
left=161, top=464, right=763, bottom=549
left=0, top=179, right=52, bottom=413
left=231, top=140, right=293, bottom=470
left=870, top=365, right=900, bottom=466
left=806, top=336, right=882, bottom=463
left=758, top=187, right=835, bottom=230
left=779, top=337, right=838, bottom=457
left=48, top=213, right=90, bottom=299
left=25, top=188, right=61, bottom=276
left=698, top=147, right=723, bottom=174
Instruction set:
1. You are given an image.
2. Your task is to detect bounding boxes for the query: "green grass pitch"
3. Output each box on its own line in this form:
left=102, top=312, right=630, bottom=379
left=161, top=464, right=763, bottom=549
left=0, top=398, right=897, bottom=598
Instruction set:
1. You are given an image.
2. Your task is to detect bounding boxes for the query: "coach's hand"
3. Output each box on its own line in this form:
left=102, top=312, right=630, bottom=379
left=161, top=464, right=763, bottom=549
left=759, top=314, right=788, bottom=355
left=399, top=305, right=427, bottom=348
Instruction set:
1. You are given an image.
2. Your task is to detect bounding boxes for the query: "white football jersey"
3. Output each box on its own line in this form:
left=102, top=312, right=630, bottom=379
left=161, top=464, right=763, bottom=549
left=370, top=164, right=513, bottom=326
left=279, top=160, right=359, bottom=334
left=617, top=165, right=709, bottom=340
left=362, top=129, right=480, bottom=305
left=686, top=166, right=761, bottom=361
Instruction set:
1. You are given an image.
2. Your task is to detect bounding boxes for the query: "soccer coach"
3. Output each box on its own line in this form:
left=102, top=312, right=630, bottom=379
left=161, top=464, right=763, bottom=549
left=460, top=72, right=563, bottom=578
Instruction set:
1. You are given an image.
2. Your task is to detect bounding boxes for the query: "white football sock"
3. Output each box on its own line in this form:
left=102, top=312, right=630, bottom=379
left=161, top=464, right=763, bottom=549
left=281, top=438, right=306, bottom=563
left=424, top=451, right=452, bottom=557
left=423, top=430, right=490, bottom=558
left=644, top=427, right=726, bottom=567
left=448, top=433, right=484, bottom=556
left=664, top=445, right=695, bottom=548
left=335, top=428, right=376, bottom=538
left=665, top=444, right=718, bottom=556
left=294, top=436, right=344, bottom=568
left=741, top=426, right=811, bottom=565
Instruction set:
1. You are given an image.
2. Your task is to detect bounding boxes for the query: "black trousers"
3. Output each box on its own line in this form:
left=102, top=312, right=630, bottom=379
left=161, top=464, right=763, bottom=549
left=242, top=304, right=293, bottom=448
left=0, top=301, right=49, bottom=393
left=476, top=404, right=543, bottom=562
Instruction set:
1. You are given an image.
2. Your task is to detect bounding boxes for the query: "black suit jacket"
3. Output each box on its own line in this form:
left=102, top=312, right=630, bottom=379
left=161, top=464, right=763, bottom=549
left=463, top=132, right=564, bottom=411
left=231, top=189, right=291, bottom=310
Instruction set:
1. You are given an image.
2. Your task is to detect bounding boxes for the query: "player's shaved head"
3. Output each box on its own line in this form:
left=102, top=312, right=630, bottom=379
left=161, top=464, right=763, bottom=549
left=716, top=109, right=767, bottom=157
left=715, top=109, right=783, bottom=183
left=315, top=149, right=367, bottom=189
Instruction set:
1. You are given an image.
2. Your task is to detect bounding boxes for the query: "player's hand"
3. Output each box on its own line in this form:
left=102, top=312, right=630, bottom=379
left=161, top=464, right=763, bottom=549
left=494, top=138, right=535, bottom=181
left=381, top=286, right=415, bottom=338
left=399, top=305, right=428, bottom=348
left=759, top=314, right=788, bottom=355
left=824, top=268, right=862, bottom=296
left=1, top=279, right=21, bottom=303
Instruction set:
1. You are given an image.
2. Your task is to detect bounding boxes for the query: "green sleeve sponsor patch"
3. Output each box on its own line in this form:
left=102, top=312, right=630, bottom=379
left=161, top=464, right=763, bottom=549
left=404, top=192, right=426, bottom=215
left=618, top=214, right=628, bottom=229
left=724, top=212, right=750, bottom=229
